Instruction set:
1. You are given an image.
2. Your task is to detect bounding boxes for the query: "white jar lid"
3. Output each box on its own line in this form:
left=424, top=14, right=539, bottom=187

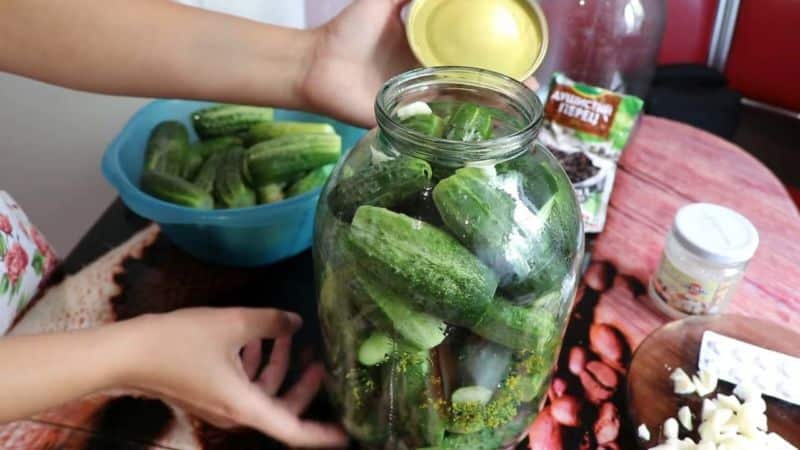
left=673, top=203, right=760, bottom=265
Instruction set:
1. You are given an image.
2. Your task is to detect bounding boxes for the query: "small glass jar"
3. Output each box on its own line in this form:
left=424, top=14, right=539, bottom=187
left=649, top=203, right=759, bottom=318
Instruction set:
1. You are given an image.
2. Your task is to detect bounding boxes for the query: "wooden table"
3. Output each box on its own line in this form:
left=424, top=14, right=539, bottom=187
left=1, top=117, right=798, bottom=450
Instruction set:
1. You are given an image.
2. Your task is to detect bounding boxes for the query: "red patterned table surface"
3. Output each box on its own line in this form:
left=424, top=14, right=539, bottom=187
left=1, top=116, right=798, bottom=450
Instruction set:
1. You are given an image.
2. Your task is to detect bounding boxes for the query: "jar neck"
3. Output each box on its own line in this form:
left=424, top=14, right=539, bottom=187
left=375, top=67, right=544, bottom=166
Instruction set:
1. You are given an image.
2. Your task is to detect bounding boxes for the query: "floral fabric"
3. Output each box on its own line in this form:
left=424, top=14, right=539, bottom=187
left=0, top=192, right=58, bottom=334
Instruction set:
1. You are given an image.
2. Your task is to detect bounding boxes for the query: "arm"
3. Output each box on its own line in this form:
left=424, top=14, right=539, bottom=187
left=0, top=326, right=124, bottom=423
left=0, top=0, right=419, bottom=127
left=0, top=308, right=348, bottom=448
left=0, top=0, right=315, bottom=113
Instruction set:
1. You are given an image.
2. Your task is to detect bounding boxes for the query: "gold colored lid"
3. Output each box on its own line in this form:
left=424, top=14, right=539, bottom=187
left=406, top=0, right=548, bottom=81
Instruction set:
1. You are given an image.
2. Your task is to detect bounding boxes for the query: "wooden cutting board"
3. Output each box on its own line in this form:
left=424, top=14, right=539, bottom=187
left=626, top=314, right=800, bottom=448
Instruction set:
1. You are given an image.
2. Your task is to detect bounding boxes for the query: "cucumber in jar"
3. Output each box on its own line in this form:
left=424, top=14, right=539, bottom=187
left=432, top=166, right=569, bottom=300
left=347, top=206, right=498, bottom=327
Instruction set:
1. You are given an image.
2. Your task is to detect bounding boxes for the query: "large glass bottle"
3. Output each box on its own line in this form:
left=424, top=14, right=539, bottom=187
left=535, top=0, right=667, bottom=97
left=313, top=67, right=584, bottom=449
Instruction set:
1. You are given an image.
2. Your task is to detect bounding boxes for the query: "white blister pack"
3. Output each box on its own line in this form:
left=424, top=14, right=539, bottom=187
left=698, top=330, right=800, bottom=406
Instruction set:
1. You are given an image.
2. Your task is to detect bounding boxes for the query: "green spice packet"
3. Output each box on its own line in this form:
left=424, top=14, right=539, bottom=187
left=539, top=73, right=644, bottom=233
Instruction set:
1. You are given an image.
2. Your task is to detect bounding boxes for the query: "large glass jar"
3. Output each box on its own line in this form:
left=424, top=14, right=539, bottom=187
left=535, top=0, right=666, bottom=98
left=313, top=67, right=584, bottom=450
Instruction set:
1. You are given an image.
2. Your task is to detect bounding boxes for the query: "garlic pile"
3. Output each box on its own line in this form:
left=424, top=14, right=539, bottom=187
left=642, top=368, right=797, bottom=450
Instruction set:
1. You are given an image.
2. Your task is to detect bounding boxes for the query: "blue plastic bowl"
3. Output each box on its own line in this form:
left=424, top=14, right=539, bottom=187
left=102, top=99, right=366, bottom=267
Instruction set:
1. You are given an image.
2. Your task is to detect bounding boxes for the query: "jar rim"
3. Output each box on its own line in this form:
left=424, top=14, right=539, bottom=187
left=375, top=66, right=544, bottom=164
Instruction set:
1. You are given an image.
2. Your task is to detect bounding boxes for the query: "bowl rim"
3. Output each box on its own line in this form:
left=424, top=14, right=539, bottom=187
left=102, top=99, right=359, bottom=227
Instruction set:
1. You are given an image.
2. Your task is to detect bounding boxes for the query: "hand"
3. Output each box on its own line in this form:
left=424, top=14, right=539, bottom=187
left=303, top=0, right=418, bottom=128
left=303, top=0, right=540, bottom=128
left=115, top=308, right=348, bottom=449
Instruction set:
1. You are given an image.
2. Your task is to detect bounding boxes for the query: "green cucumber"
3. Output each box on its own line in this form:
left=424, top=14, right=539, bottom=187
left=472, top=297, right=558, bottom=351
left=246, top=121, right=335, bottom=145
left=192, top=152, right=225, bottom=193
left=189, top=136, right=242, bottom=158
left=392, top=351, right=446, bottom=447
left=358, top=332, right=394, bottom=366
left=140, top=171, right=213, bottom=209
left=444, top=103, right=493, bottom=142
left=256, top=183, right=285, bottom=204
left=191, top=104, right=274, bottom=138
left=145, top=121, right=190, bottom=177
left=433, top=167, right=567, bottom=299
left=181, top=151, right=204, bottom=180
left=214, top=147, right=256, bottom=208
left=327, top=156, right=432, bottom=221
left=401, top=114, right=445, bottom=137
left=244, top=133, right=341, bottom=186
left=286, top=164, right=334, bottom=198
left=347, top=206, right=498, bottom=328
left=349, top=271, right=447, bottom=350
left=449, top=386, right=493, bottom=434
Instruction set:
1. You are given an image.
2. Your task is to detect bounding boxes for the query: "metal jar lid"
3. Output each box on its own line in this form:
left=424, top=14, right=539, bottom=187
left=672, top=203, right=760, bottom=266
left=404, top=0, right=548, bottom=81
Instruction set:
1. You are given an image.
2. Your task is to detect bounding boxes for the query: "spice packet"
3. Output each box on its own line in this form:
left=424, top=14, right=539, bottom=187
left=539, top=73, right=644, bottom=233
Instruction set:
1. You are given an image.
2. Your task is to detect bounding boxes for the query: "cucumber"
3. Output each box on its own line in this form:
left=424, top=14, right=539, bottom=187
left=140, top=171, right=213, bottom=209
left=392, top=351, right=446, bottom=447
left=444, top=103, right=493, bottom=142
left=214, top=147, right=256, bottom=208
left=256, top=183, right=285, bottom=204
left=448, top=386, right=493, bottom=434
left=328, top=156, right=432, bottom=221
left=452, top=385, right=493, bottom=406
left=244, top=133, right=341, bottom=187
left=349, top=271, right=447, bottom=350
left=145, top=121, right=189, bottom=177
left=358, top=332, right=394, bottom=366
left=347, top=206, right=498, bottom=328
left=401, top=114, right=445, bottom=137
left=286, top=164, right=334, bottom=198
left=472, top=298, right=558, bottom=351
left=433, top=167, right=566, bottom=299
left=191, top=104, right=274, bottom=138
left=246, top=121, right=335, bottom=145
left=192, top=152, right=225, bottom=193
left=190, top=136, right=242, bottom=158
left=181, top=151, right=204, bottom=180
left=428, top=101, right=458, bottom=123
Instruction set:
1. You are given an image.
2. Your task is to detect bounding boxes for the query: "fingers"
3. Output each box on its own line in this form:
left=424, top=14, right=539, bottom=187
left=232, top=308, right=302, bottom=343
left=524, top=76, right=540, bottom=91
left=240, top=389, right=349, bottom=448
left=242, top=340, right=262, bottom=380
left=258, top=336, right=292, bottom=395
left=280, top=363, right=325, bottom=415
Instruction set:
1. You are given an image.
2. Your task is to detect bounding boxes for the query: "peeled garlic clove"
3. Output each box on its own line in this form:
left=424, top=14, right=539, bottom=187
left=697, top=421, right=717, bottom=444
left=638, top=423, right=651, bottom=441
left=716, top=394, right=742, bottom=412
left=677, top=406, right=693, bottom=431
left=709, top=407, right=734, bottom=428
left=696, top=441, right=716, bottom=450
left=396, top=101, right=432, bottom=120
left=671, top=368, right=696, bottom=395
left=701, top=398, right=717, bottom=420
left=664, top=417, right=679, bottom=440
left=692, top=370, right=718, bottom=397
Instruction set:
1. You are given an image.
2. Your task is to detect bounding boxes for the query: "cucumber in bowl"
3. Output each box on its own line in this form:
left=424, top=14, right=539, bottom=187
left=140, top=103, right=344, bottom=210
left=102, top=100, right=365, bottom=266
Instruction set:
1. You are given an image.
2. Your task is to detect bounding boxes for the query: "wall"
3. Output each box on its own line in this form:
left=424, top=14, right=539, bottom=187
left=0, top=74, right=148, bottom=256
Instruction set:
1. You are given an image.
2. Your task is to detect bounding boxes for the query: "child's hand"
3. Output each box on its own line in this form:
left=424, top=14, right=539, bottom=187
left=115, top=308, right=348, bottom=449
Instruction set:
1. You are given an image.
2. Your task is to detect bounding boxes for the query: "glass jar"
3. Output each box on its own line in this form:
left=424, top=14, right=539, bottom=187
left=313, top=67, right=584, bottom=449
left=535, top=0, right=667, bottom=98
left=649, top=203, right=759, bottom=318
